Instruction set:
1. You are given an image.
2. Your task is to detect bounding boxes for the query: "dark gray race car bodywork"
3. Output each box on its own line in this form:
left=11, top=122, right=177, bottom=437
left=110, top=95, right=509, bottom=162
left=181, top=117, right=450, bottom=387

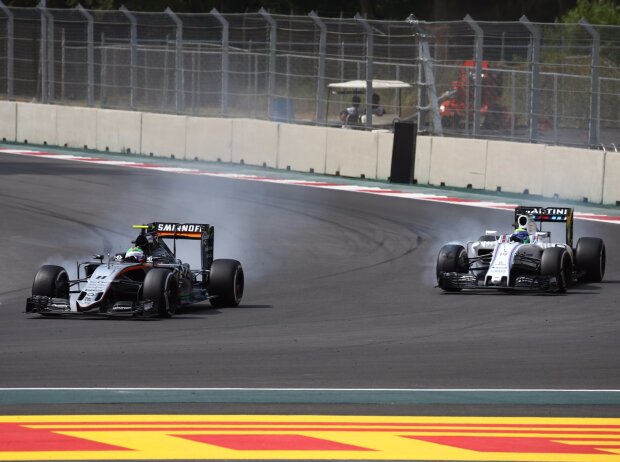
left=26, top=222, right=243, bottom=317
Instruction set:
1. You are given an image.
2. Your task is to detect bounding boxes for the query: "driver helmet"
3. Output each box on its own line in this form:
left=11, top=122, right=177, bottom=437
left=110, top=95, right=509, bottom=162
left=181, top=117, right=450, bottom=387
left=510, top=228, right=530, bottom=244
left=125, top=246, right=145, bottom=262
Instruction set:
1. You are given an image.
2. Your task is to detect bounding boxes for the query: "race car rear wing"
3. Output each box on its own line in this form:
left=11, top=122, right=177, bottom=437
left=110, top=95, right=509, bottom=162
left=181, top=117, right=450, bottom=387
left=514, top=206, right=574, bottom=247
left=134, top=223, right=214, bottom=271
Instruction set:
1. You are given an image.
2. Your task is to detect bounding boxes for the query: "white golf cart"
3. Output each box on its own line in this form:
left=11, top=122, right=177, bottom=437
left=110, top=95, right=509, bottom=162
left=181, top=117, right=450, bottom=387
left=327, top=79, right=413, bottom=129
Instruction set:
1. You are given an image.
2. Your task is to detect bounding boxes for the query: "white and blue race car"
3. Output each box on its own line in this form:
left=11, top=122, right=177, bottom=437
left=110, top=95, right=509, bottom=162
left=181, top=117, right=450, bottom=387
left=436, top=206, right=605, bottom=293
left=26, top=222, right=244, bottom=317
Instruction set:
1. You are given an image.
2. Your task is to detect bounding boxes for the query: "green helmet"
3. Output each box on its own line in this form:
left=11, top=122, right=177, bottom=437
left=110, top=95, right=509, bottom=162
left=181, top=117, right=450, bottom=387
left=125, top=246, right=144, bottom=262
left=511, top=228, right=530, bottom=244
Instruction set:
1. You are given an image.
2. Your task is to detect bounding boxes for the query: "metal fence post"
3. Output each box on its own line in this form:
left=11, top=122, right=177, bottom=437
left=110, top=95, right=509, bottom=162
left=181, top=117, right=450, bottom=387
left=211, top=8, right=229, bottom=116
left=0, top=1, right=13, bottom=100
left=510, top=70, right=516, bottom=138
left=247, top=39, right=252, bottom=115
left=190, top=49, right=196, bottom=113
left=355, top=13, right=373, bottom=128
left=579, top=18, right=600, bottom=147
left=553, top=73, right=558, bottom=144
left=309, top=11, right=326, bottom=123
left=259, top=8, right=276, bottom=119
left=339, top=41, right=344, bottom=82
left=520, top=16, right=540, bottom=143
left=416, top=39, right=423, bottom=130
left=253, top=43, right=259, bottom=117
left=464, top=15, right=482, bottom=137
left=165, top=7, right=184, bottom=114
left=119, top=6, right=137, bottom=110
left=465, top=68, right=470, bottom=134
left=38, top=0, right=55, bottom=102
left=38, top=1, right=46, bottom=102
left=163, top=34, right=170, bottom=109
left=60, top=27, right=64, bottom=99
left=100, top=33, right=106, bottom=105
left=45, top=3, right=54, bottom=102
left=407, top=15, right=442, bottom=135
left=76, top=4, right=94, bottom=107
left=285, top=54, right=291, bottom=100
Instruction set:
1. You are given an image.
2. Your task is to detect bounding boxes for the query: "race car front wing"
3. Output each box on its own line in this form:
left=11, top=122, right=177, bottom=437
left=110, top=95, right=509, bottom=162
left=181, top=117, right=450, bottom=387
left=26, top=296, right=72, bottom=313
left=26, top=296, right=157, bottom=317
left=437, top=272, right=559, bottom=291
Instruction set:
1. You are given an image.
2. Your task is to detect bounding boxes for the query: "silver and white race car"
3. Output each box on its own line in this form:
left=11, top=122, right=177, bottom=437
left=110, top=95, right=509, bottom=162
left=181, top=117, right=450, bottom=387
left=26, top=222, right=244, bottom=317
left=436, top=206, right=605, bottom=292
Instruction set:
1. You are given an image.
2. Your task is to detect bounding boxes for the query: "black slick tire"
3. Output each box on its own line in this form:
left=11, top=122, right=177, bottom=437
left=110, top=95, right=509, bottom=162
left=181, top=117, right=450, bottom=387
left=32, top=265, right=69, bottom=299
left=436, top=244, right=468, bottom=292
left=209, top=259, right=244, bottom=308
left=540, top=247, right=571, bottom=293
left=575, top=237, right=605, bottom=283
left=143, top=269, right=179, bottom=318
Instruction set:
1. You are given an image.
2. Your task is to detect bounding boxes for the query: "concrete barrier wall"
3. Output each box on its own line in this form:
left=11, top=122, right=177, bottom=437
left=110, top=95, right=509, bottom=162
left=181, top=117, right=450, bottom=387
left=429, top=137, right=488, bottom=189
left=0, top=101, right=16, bottom=142
left=231, top=119, right=279, bottom=167
left=376, top=131, right=394, bottom=180
left=186, top=117, right=233, bottom=163
left=56, top=106, right=97, bottom=149
left=96, top=108, right=142, bottom=154
left=325, top=127, right=378, bottom=178
left=421, top=135, right=613, bottom=204
left=414, top=135, right=432, bottom=185
left=6, top=102, right=617, bottom=205
left=277, top=123, right=327, bottom=174
left=141, top=112, right=187, bottom=158
left=16, top=102, right=57, bottom=145
left=541, top=145, right=605, bottom=203
left=603, top=151, right=620, bottom=206
left=485, top=140, right=545, bottom=195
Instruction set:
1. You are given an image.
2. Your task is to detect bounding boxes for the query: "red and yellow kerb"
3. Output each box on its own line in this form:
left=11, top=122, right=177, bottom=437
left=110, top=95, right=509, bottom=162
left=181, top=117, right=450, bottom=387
left=1, top=415, right=620, bottom=461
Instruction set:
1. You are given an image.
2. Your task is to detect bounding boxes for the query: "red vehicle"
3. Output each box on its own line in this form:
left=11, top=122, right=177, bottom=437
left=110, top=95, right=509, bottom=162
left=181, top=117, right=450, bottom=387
left=439, top=60, right=510, bottom=130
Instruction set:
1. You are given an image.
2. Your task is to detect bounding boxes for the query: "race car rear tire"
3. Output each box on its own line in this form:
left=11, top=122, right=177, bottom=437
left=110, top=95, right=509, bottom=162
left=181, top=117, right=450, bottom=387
left=32, top=265, right=69, bottom=299
left=575, top=237, right=605, bottom=283
left=436, top=244, right=468, bottom=292
left=540, top=247, right=571, bottom=293
left=209, top=259, right=244, bottom=308
left=143, top=269, right=179, bottom=318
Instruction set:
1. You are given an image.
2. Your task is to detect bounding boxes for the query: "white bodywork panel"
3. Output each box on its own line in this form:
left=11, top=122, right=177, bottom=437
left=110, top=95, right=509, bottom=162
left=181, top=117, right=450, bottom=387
left=467, top=219, right=570, bottom=286
left=485, top=238, right=521, bottom=284
left=77, top=263, right=134, bottom=310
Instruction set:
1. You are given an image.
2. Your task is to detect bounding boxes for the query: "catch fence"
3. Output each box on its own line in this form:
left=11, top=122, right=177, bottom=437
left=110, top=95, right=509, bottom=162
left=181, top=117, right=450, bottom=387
left=0, top=5, right=618, bottom=150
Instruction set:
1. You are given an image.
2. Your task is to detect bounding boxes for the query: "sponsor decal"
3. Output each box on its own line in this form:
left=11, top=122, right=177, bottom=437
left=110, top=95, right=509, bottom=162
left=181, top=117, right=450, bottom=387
left=1, top=415, right=619, bottom=461
left=156, top=223, right=203, bottom=233
left=525, top=207, right=570, bottom=216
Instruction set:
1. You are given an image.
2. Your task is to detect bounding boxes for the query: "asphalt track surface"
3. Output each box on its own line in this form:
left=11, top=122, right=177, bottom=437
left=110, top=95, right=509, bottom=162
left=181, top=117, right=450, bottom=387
left=0, top=150, right=619, bottom=419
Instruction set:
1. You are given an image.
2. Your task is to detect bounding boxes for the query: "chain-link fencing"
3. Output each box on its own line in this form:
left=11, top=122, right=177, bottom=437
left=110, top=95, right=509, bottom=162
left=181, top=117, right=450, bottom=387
left=0, top=5, right=617, bottom=150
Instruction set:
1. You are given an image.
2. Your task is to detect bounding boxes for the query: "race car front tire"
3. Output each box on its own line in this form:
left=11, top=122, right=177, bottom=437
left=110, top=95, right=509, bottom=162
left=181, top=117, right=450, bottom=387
left=32, top=265, right=69, bottom=299
left=436, top=244, right=468, bottom=292
left=209, top=259, right=244, bottom=308
left=540, top=247, right=571, bottom=293
left=575, top=237, right=605, bottom=282
left=143, top=269, right=179, bottom=317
